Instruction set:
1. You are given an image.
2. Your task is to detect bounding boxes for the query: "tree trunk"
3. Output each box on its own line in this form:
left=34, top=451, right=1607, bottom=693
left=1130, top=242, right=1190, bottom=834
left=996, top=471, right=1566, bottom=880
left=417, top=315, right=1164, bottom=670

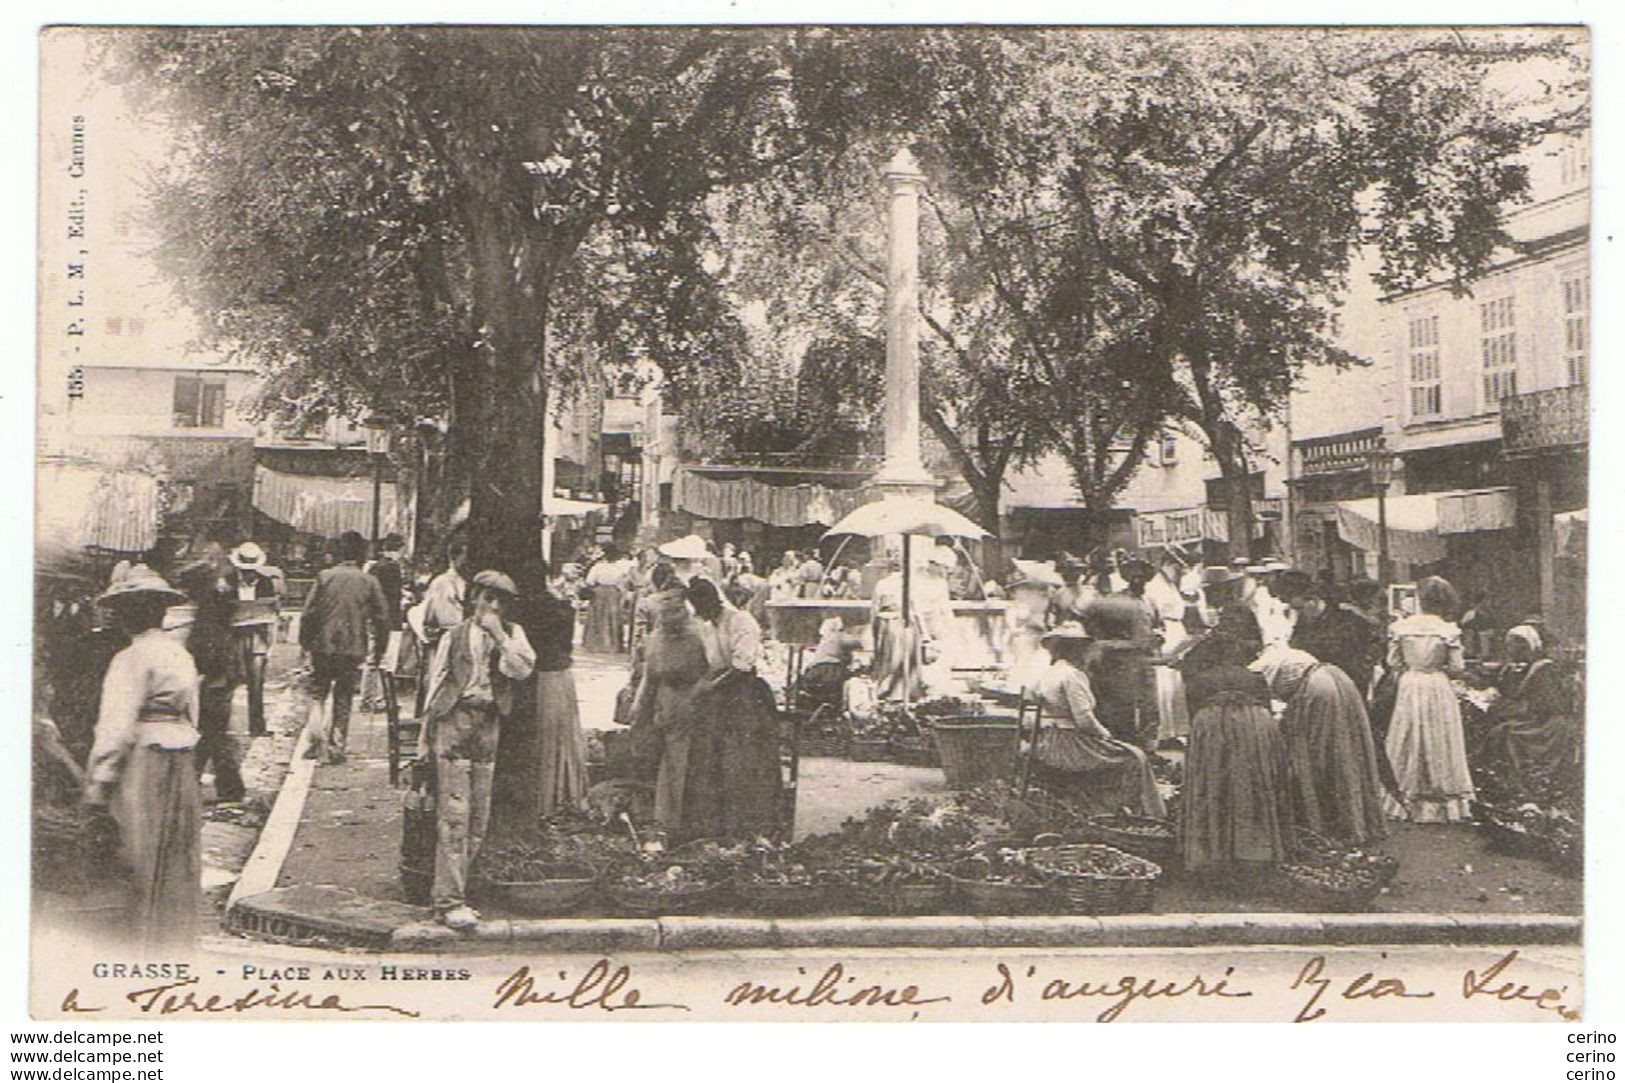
left=458, top=213, right=552, bottom=842
left=1209, top=423, right=1255, bottom=562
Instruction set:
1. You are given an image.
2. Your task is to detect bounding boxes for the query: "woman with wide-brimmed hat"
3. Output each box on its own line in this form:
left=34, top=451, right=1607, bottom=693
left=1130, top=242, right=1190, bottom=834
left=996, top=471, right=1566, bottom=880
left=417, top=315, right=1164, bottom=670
left=1030, top=624, right=1166, bottom=818
left=83, top=565, right=202, bottom=949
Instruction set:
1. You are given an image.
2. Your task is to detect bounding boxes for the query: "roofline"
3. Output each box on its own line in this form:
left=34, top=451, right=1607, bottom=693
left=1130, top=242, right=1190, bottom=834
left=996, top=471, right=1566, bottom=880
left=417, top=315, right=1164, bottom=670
left=78, top=362, right=260, bottom=374
left=1377, top=228, right=1588, bottom=304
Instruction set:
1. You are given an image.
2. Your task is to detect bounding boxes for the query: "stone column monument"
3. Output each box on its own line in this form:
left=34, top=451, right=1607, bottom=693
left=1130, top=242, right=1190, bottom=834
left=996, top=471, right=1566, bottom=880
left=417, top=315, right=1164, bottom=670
left=871, top=147, right=936, bottom=498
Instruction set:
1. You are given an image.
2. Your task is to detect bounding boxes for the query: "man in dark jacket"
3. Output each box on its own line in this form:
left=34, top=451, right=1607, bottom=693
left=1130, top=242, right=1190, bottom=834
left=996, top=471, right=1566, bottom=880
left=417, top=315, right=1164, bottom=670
left=300, top=531, right=389, bottom=764
left=1280, top=571, right=1381, bottom=699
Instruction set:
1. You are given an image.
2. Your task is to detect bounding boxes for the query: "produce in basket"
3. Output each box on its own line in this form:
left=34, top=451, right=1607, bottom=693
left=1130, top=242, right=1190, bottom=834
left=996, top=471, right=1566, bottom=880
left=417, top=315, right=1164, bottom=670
left=912, top=694, right=986, bottom=719
left=1028, top=843, right=1160, bottom=880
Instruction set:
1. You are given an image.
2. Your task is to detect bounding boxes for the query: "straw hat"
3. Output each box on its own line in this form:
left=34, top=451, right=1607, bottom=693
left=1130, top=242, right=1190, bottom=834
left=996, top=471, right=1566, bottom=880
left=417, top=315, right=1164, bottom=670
left=229, top=542, right=268, bottom=571
left=1202, top=565, right=1243, bottom=588
left=1118, top=554, right=1155, bottom=578
left=99, top=564, right=184, bottom=605
left=657, top=534, right=710, bottom=562
left=1009, top=558, right=1063, bottom=590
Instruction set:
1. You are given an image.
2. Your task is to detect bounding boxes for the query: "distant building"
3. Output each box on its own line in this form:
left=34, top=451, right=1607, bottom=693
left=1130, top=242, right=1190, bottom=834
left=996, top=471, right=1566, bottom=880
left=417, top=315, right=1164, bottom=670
left=1289, top=130, right=1588, bottom=638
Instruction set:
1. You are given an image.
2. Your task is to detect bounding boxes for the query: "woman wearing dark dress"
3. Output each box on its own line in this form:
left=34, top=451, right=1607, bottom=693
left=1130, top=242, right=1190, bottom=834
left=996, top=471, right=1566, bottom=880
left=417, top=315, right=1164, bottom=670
left=535, top=574, right=588, bottom=815
left=1176, top=604, right=1293, bottom=877
left=1484, top=624, right=1581, bottom=785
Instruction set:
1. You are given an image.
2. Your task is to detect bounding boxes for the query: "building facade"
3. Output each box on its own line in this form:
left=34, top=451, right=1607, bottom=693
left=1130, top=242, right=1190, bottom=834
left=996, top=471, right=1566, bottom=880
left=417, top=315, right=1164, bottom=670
left=1289, top=131, right=1588, bottom=639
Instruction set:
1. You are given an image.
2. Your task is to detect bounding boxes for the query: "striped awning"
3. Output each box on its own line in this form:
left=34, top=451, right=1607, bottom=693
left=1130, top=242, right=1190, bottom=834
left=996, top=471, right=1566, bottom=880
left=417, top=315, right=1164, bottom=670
left=1335, top=487, right=1515, bottom=565
left=37, top=461, right=161, bottom=554
left=253, top=464, right=402, bottom=538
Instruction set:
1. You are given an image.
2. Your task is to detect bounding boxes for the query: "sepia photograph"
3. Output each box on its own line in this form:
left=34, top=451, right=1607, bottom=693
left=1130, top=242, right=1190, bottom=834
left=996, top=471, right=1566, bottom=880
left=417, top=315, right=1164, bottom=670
left=30, top=23, right=1591, bottom=1023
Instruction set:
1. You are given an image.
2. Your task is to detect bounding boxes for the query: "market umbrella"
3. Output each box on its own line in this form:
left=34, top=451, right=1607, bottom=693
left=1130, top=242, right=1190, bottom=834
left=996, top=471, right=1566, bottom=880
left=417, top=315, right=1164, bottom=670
left=822, top=493, right=990, bottom=699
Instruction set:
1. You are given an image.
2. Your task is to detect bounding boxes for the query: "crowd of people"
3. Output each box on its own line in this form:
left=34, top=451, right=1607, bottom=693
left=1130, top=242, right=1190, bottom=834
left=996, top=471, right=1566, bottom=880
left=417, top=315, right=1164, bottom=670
left=37, top=519, right=1582, bottom=942
left=1003, top=549, right=1581, bottom=883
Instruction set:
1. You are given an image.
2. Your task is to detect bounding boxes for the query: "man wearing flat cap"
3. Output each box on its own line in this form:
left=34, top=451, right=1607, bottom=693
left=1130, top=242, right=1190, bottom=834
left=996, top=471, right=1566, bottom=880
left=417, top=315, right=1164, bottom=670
left=421, top=569, right=537, bottom=930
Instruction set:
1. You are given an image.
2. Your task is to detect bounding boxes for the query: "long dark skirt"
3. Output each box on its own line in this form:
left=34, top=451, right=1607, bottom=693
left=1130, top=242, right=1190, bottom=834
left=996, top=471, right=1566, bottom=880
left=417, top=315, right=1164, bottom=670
left=537, top=668, right=588, bottom=815
left=1031, top=728, right=1167, bottom=819
left=680, top=672, right=783, bottom=841
left=1182, top=693, right=1293, bottom=873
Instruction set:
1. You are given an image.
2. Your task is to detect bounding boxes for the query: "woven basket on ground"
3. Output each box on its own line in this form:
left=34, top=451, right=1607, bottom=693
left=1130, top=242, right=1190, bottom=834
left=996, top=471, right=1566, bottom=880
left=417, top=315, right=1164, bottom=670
left=889, top=735, right=942, bottom=768
left=851, top=881, right=953, bottom=916
left=731, top=878, right=829, bottom=915
left=1027, top=843, right=1162, bottom=915
left=949, top=875, right=1054, bottom=915
left=1074, top=813, right=1179, bottom=865
left=1272, top=864, right=1385, bottom=912
left=847, top=736, right=891, bottom=762
left=606, top=881, right=728, bottom=917
left=487, top=866, right=599, bottom=915
left=930, top=717, right=1021, bottom=788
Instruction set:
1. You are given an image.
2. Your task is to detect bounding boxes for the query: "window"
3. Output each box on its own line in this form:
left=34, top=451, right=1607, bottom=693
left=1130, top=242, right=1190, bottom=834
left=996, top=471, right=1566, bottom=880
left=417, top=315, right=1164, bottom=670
left=1562, top=270, right=1589, bottom=386
left=173, top=375, right=227, bottom=428
left=1559, top=139, right=1590, bottom=187
left=1480, top=296, right=1518, bottom=407
left=1159, top=432, right=1179, bottom=465
left=1407, top=314, right=1442, bottom=419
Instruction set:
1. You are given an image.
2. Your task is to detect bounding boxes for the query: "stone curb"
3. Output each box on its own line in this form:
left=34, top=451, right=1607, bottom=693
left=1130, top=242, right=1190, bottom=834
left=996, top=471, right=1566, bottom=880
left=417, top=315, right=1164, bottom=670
left=226, top=726, right=318, bottom=911
left=377, top=912, right=1580, bottom=953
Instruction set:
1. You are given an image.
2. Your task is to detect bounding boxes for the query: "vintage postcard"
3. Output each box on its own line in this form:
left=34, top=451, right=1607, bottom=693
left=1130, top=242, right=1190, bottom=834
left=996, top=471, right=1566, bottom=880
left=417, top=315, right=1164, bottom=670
left=33, top=24, right=1588, bottom=1022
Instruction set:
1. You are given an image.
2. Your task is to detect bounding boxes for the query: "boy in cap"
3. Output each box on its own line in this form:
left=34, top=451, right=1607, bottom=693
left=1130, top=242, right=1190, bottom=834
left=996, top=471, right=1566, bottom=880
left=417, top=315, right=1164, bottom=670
left=421, top=570, right=536, bottom=930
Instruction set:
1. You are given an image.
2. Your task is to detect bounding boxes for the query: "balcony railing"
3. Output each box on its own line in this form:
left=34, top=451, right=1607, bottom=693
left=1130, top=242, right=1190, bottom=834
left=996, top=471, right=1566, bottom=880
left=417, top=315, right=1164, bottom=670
left=1294, top=427, right=1385, bottom=476
left=1501, top=384, right=1588, bottom=455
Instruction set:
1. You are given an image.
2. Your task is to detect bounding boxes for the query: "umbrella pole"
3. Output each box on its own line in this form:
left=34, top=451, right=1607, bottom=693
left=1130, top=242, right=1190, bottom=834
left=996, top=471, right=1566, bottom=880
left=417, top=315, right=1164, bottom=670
left=902, top=533, right=913, bottom=707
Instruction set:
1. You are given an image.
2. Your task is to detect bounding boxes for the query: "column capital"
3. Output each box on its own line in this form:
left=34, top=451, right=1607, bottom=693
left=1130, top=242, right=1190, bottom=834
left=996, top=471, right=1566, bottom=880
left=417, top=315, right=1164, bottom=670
left=882, top=147, right=926, bottom=188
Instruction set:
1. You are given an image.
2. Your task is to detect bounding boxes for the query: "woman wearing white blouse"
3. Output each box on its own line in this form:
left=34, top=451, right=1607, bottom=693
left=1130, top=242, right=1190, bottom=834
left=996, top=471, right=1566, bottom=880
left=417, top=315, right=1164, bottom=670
left=84, top=567, right=202, bottom=950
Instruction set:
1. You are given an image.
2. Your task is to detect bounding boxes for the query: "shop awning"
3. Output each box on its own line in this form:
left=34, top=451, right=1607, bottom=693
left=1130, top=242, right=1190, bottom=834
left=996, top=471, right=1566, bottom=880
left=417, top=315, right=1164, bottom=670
left=673, top=467, right=873, bottom=528
left=37, top=461, right=161, bottom=555
left=1334, top=487, right=1516, bottom=565
left=254, top=464, right=403, bottom=538
left=1555, top=508, right=1587, bottom=560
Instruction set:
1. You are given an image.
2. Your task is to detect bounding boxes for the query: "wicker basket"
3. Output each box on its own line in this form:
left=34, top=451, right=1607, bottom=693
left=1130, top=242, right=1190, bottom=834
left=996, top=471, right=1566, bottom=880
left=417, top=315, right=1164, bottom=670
left=1027, top=844, right=1162, bottom=915
left=1075, top=814, right=1179, bottom=865
left=488, top=866, right=598, bottom=915
left=607, top=881, right=728, bottom=917
left=950, top=875, right=1054, bottom=915
left=847, top=736, right=891, bottom=762
left=799, top=733, right=848, bottom=758
left=1273, top=863, right=1385, bottom=912
left=731, top=878, right=829, bottom=915
left=852, top=881, right=954, bottom=915
left=930, top=717, right=1020, bottom=788
left=889, top=734, right=942, bottom=768
left=998, top=790, right=1090, bottom=840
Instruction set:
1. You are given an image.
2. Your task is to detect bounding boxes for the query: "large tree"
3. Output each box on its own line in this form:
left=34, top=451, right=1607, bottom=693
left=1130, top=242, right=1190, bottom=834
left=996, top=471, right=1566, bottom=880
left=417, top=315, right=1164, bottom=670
left=1003, top=28, right=1587, bottom=555
left=109, top=26, right=932, bottom=829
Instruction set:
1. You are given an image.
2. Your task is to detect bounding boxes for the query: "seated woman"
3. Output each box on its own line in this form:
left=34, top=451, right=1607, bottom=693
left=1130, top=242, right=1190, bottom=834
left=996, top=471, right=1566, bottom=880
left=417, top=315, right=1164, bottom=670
left=1176, top=604, right=1293, bottom=878
left=1030, top=623, right=1166, bottom=818
left=1255, top=646, right=1387, bottom=845
left=797, top=616, right=865, bottom=711
left=1484, top=624, right=1580, bottom=786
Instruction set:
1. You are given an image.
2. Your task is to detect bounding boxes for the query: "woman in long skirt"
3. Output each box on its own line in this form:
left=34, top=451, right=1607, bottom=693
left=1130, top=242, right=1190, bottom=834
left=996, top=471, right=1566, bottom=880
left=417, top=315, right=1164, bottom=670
left=1030, top=624, right=1166, bottom=818
left=1383, top=577, right=1474, bottom=823
left=535, top=574, right=588, bottom=815
left=1176, top=603, right=1293, bottom=877
left=581, top=549, right=629, bottom=653
left=83, top=566, right=201, bottom=950
left=686, top=579, right=782, bottom=840
left=1256, top=647, right=1387, bottom=844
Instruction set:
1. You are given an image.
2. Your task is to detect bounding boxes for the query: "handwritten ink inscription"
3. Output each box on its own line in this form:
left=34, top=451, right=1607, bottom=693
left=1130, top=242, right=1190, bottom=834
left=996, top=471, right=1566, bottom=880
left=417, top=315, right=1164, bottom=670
left=49, top=948, right=1579, bottom=1022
